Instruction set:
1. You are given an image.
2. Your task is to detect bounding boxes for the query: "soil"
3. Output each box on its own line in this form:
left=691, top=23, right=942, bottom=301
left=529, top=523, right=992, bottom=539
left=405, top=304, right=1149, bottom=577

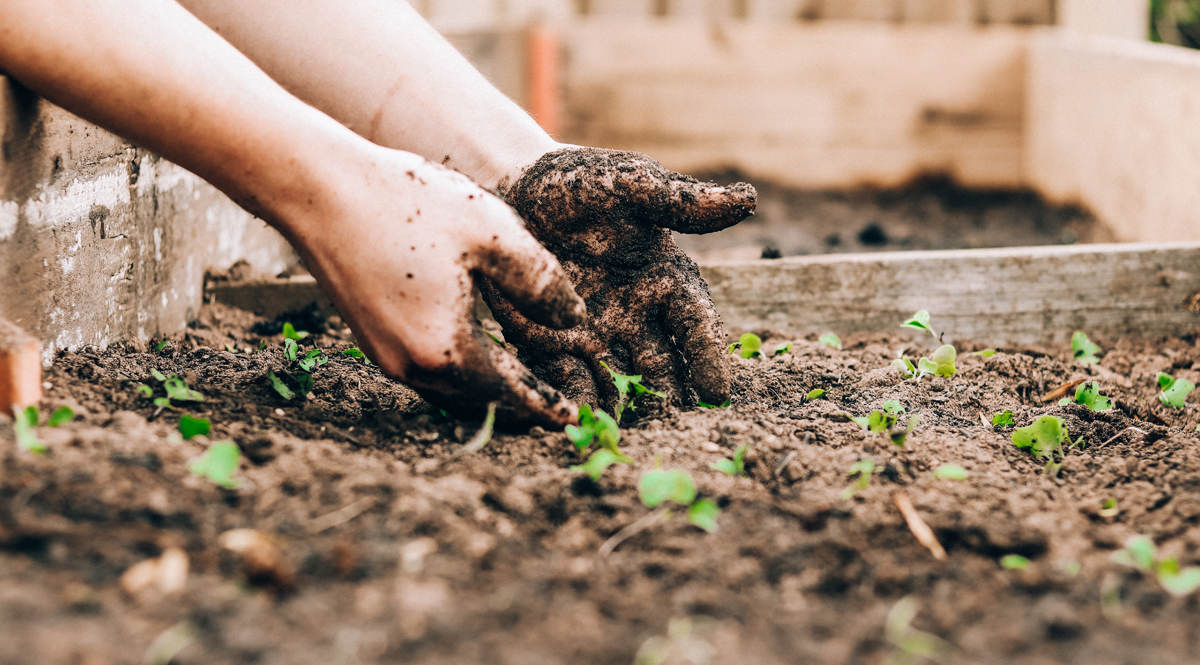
left=674, top=173, right=1111, bottom=263
left=5, top=303, right=1200, bottom=665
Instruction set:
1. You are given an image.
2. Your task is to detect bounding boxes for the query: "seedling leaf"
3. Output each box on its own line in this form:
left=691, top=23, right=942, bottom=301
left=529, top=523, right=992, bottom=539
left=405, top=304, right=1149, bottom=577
left=155, top=340, right=170, bottom=353
left=687, top=499, right=720, bottom=533
left=188, top=441, right=241, bottom=489
left=267, top=369, right=295, bottom=400
left=933, top=464, right=968, bottom=480
left=1157, top=372, right=1194, bottom=408
left=975, top=349, right=997, bottom=358
left=917, top=357, right=939, bottom=377
left=697, top=399, right=730, bottom=409
left=570, top=448, right=631, bottom=481
left=710, top=444, right=749, bottom=477
left=733, top=333, right=763, bottom=359
left=819, top=333, right=842, bottom=350
left=47, top=406, right=74, bottom=427
left=883, top=400, right=905, bottom=415
left=283, top=337, right=299, bottom=362
left=1071, top=331, right=1100, bottom=365
left=1099, top=498, right=1119, bottom=517
left=1011, top=415, right=1069, bottom=459
left=178, top=414, right=211, bottom=440
left=892, top=358, right=916, bottom=379
left=136, top=384, right=153, bottom=398
left=929, top=344, right=956, bottom=377
left=281, top=322, right=309, bottom=340
left=1112, top=535, right=1156, bottom=572
left=163, top=377, right=204, bottom=402
left=1159, top=564, right=1200, bottom=597
left=1158, top=371, right=1175, bottom=390
left=341, top=348, right=372, bottom=364
left=773, top=342, right=793, bottom=356
left=600, top=361, right=665, bottom=420
left=842, top=459, right=876, bottom=499
left=900, top=310, right=935, bottom=337
left=890, top=415, right=920, bottom=448
left=1001, top=554, right=1030, bottom=570
left=805, top=388, right=825, bottom=401
left=639, top=469, right=697, bottom=508
left=13, top=405, right=44, bottom=454
left=1058, top=381, right=1112, bottom=411
left=150, top=368, right=167, bottom=382
left=992, top=410, right=1014, bottom=426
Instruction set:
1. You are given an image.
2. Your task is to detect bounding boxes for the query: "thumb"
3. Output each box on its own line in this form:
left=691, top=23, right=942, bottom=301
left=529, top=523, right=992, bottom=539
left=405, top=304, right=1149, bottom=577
left=472, top=221, right=585, bottom=330
left=652, top=178, right=757, bottom=235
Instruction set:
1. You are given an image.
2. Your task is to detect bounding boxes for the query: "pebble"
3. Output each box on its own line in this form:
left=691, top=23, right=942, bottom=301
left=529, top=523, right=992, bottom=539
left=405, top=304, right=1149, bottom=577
left=274, top=408, right=285, bottom=417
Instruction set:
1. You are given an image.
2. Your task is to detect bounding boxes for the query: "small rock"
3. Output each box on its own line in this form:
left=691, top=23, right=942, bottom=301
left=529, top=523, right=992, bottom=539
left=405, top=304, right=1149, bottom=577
left=218, top=529, right=294, bottom=590
left=119, top=547, right=189, bottom=598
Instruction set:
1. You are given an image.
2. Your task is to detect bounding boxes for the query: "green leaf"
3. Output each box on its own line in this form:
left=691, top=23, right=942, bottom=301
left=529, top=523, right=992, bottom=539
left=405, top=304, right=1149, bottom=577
left=178, top=414, right=211, bottom=440
left=975, top=349, right=997, bottom=358
left=710, top=459, right=738, bottom=476
left=341, top=348, right=371, bottom=364
left=47, top=406, right=74, bottom=427
left=992, top=409, right=1014, bottom=426
left=804, top=388, right=826, bottom=401
left=687, top=499, right=720, bottom=533
left=916, top=357, right=938, bottom=377
left=890, top=415, right=920, bottom=448
left=570, top=448, right=631, bottom=481
left=850, top=416, right=869, bottom=428
left=1159, top=565, right=1200, bottom=597
left=891, top=358, right=916, bottom=379
left=150, top=368, right=167, bottom=382
left=267, top=369, right=295, bottom=400
left=773, top=342, right=794, bottom=356
left=710, top=444, right=748, bottom=477
left=163, top=377, right=204, bottom=402
left=818, top=333, right=842, bottom=350
left=283, top=337, right=299, bottom=362
left=929, top=344, right=956, bottom=377
left=736, top=333, right=763, bottom=359
left=883, top=400, right=905, bottom=415
left=189, top=441, right=241, bottom=489
left=282, top=322, right=309, bottom=340
left=297, top=348, right=327, bottom=372
left=485, top=331, right=503, bottom=345
left=1158, top=371, right=1175, bottom=390
left=933, top=464, right=968, bottom=480
left=697, top=399, right=731, bottom=409
left=638, top=469, right=697, bottom=508
left=600, top=361, right=664, bottom=420
left=1011, top=415, right=1069, bottom=459
left=1159, top=374, right=1194, bottom=408
left=1064, top=381, right=1112, bottom=411
left=257, top=339, right=268, bottom=351
left=1001, top=554, right=1030, bottom=570
left=155, top=340, right=170, bottom=353
left=900, top=310, right=935, bottom=337
left=565, top=424, right=596, bottom=453
left=867, top=410, right=892, bottom=433
left=152, top=397, right=174, bottom=410
left=136, top=384, right=153, bottom=398
left=1071, top=331, right=1100, bottom=365
left=13, top=406, right=44, bottom=454
left=1112, top=535, right=1156, bottom=572
left=294, top=373, right=314, bottom=397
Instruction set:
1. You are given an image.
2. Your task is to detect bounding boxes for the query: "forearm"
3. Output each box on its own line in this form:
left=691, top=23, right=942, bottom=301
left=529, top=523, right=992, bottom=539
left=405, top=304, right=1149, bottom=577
left=0, top=0, right=368, bottom=232
left=177, top=0, right=558, bottom=189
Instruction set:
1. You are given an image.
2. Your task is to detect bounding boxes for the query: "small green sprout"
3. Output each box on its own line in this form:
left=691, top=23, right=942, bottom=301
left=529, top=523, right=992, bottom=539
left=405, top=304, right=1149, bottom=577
left=224, top=343, right=238, bottom=353
left=1011, top=415, right=1084, bottom=476
left=13, top=405, right=44, bottom=454
left=885, top=597, right=955, bottom=665
left=274, top=339, right=327, bottom=398
left=1157, top=372, right=1194, bottom=408
left=47, top=406, right=75, bottom=427
left=188, top=441, right=241, bottom=489
left=1071, top=331, right=1100, bottom=365
left=136, top=384, right=153, bottom=398
left=929, top=345, right=956, bottom=377
left=1001, top=554, right=1030, bottom=570
left=267, top=369, right=295, bottom=400
left=1058, top=381, right=1112, bottom=411
left=687, top=499, right=720, bottom=533
left=570, top=448, right=633, bottom=481
left=851, top=401, right=919, bottom=447
left=485, top=331, right=503, bottom=345
left=281, top=322, right=309, bottom=340
left=804, top=388, right=826, bottom=401
left=257, top=339, right=268, bottom=351
left=773, top=342, right=793, bottom=356
left=893, top=345, right=956, bottom=380
left=696, top=399, right=731, bottom=409
left=710, top=444, right=748, bottom=477
left=163, top=377, right=204, bottom=402
left=728, top=332, right=763, bottom=359
left=900, top=310, right=936, bottom=338
left=992, top=410, right=1014, bottom=426
left=841, top=458, right=877, bottom=499
left=933, top=464, right=968, bottom=481
left=973, top=349, right=997, bottom=358
left=178, top=414, right=211, bottom=440
left=341, top=348, right=372, bottom=364
left=1112, top=535, right=1200, bottom=597
left=155, top=340, right=170, bottom=353
left=564, top=405, right=630, bottom=463
left=639, top=469, right=697, bottom=508
left=819, top=333, right=842, bottom=350
left=601, top=361, right=666, bottom=421
left=1099, top=498, right=1119, bottom=517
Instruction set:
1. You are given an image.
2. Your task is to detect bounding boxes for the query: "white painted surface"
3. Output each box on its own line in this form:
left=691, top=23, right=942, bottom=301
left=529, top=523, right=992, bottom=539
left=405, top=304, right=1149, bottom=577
left=1058, top=0, right=1148, bottom=41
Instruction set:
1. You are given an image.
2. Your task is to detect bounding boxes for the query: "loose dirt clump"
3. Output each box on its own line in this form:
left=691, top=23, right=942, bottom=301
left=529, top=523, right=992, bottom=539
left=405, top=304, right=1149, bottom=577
left=3, top=304, right=1200, bottom=664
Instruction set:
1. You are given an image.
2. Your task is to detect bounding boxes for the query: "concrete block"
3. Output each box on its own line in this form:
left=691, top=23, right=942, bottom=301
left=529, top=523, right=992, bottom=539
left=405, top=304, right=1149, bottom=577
left=0, top=319, right=41, bottom=415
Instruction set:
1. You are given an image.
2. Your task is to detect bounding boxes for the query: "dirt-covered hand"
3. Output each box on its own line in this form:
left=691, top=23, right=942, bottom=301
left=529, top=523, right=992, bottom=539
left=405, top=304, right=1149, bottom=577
left=287, top=147, right=585, bottom=426
left=482, top=147, right=756, bottom=414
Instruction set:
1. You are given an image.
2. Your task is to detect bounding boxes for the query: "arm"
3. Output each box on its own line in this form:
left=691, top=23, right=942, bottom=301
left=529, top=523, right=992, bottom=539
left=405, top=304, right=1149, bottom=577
left=0, top=0, right=584, bottom=424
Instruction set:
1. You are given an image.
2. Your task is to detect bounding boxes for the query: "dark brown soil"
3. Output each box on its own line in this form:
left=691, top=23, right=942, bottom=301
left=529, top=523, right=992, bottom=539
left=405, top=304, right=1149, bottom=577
left=676, top=173, right=1111, bottom=262
left=4, top=303, right=1200, bottom=665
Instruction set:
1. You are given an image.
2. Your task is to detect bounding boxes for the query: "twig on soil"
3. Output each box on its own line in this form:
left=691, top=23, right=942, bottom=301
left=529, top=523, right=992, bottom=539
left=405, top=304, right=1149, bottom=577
left=893, top=492, right=947, bottom=561
left=308, top=497, right=379, bottom=534
left=598, top=506, right=669, bottom=557
left=1040, top=377, right=1086, bottom=403
left=1099, top=426, right=1148, bottom=448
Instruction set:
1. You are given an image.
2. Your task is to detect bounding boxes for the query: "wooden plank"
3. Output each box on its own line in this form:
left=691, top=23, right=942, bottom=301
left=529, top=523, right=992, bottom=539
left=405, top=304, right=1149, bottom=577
left=701, top=242, right=1200, bottom=344
left=211, top=243, right=1200, bottom=346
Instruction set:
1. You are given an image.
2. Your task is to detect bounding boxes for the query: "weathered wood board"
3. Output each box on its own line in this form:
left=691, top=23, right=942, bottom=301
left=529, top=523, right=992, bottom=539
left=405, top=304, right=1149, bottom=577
left=210, top=243, right=1200, bottom=347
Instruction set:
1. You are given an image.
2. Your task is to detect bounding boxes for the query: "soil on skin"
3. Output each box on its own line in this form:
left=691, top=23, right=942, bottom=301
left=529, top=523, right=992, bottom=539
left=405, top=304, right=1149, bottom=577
left=5, top=303, right=1200, bottom=665
left=676, top=173, right=1110, bottom=262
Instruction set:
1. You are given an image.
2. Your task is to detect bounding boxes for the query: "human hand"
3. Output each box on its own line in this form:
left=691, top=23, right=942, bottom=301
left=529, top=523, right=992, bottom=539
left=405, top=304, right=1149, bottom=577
left=286, top=147, right=586, bottom=426
left=481, top=147, right=756, bottom=415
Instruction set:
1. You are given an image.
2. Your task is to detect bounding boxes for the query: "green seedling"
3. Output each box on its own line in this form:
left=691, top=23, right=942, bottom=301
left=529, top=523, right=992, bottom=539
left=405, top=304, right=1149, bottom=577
left=900, top=310, right=936, bottom=338
left=257, top=340, right=268, bottom=351
left=851, top=401, right=920, bottom=447
left=564, top=404, right=630, bottom=463
left=570, top=448, right=633, bottom=481
left=686, top=499, right=720, bottom=533
left=267, top=369, right=295, bottom=400
left=1058, top=381, right=1112, bottom=411
left=933, top=464, right=968, bottom=481
left=273, top=339, right=328, bottom=398
left=47, top=406, right=75, bottom=427
left=841, top=459, right=877, bottom=499
left=1099, top=498, right=1119, bottom=518
left=1011, top=415, right=1083, bottom=476
left=136, top=384, right=153, bottom=398
left=892, top=345, right=956, bottom=380
left=637, top=468, right=720, bottom=533
left=13, top=405, right=44, bottom=454
left=992, top=409, right=1014, bottom=426
left=972, top=349, right=997, bottom=358
left=155, top=340, right=170, bottom=353
left=696, top=399, right=731, bottom=409
left=710, top=444, right=748, bottom=477
left=178, top=414, right=211, bottom=440
left=600, top=361, right=666, bottom=421
left=341, top=348, right=372, bottom=364
left=1071, top=331, right=1100, bottom=365
left=1112, top=535, right=1200, bottom=597
left=141, top=370, right=204, bottom=413
left=188, top=441, right=241, bottom=489
left=281, top=322, right=309, bottom=340
left=773, top=342, right=793, bottom=357
left=885, top=596, right=955, bottom=665
left=819, top=333, right=842, bottom=350
left=1157, top=372, right=1195, bottom=408
left=804, top=388, right=826, bottom=401
left=1001, top=554, right=1030, bottom=570
left=728, top=333, right=763, bottom=359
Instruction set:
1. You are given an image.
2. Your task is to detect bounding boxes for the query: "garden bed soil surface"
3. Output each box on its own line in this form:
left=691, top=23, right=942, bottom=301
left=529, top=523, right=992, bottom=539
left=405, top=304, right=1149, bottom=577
left=4, top=304, right=1200, bottom=664
left=675, top=174, right=1110, bottom=262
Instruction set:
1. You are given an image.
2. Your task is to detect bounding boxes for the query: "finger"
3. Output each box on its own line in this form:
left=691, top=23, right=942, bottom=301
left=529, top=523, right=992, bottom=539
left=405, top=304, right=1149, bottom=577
left=530, top=355, right=600, bottom=409
left=650, top=178, right=757, bottom=235
left=663, top=261, right=732, bottom=407
left=472, top=218, right=586, bottom=330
